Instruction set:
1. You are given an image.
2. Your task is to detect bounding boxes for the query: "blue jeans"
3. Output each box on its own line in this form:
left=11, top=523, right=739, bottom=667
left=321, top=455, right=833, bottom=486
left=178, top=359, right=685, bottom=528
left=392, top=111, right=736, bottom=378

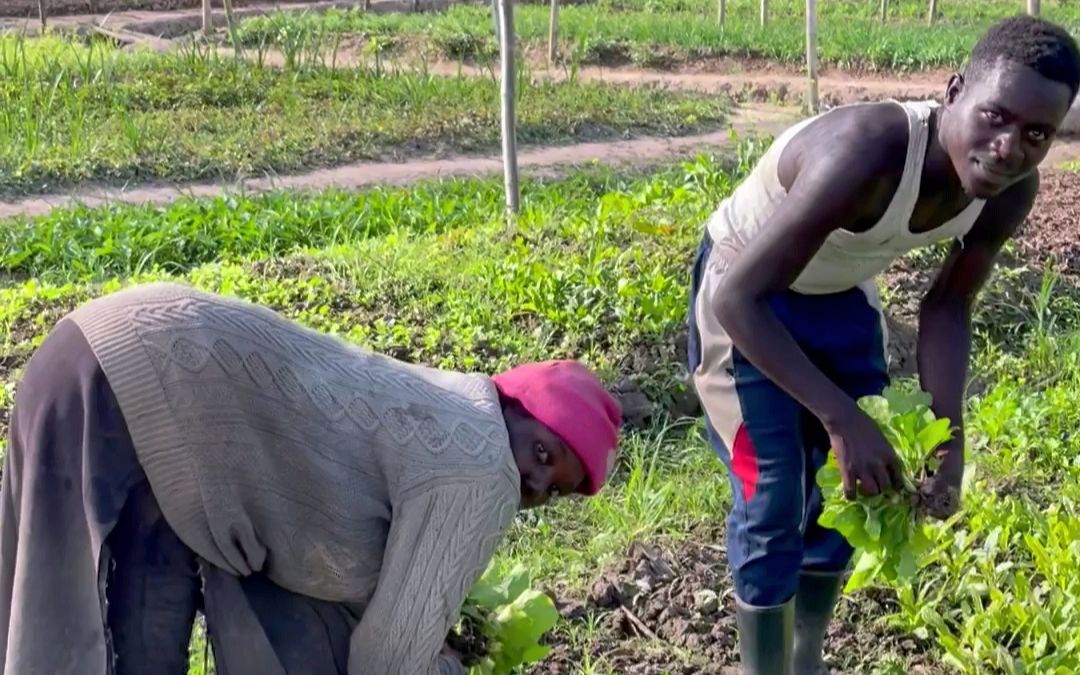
left=686, top=231, right=889, bottom=607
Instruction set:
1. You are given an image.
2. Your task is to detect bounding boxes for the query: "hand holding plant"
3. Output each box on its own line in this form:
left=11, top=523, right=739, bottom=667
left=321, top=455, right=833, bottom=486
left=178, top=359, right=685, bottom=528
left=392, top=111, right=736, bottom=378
left=816, top=385, right=960, bottom=593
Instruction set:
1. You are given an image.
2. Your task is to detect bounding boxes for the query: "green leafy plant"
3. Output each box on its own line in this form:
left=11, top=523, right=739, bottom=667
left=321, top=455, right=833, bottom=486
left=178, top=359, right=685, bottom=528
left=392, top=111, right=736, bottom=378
left=816, top=385, right=956, bottom=592
left=452, top=564, right=560, bottom=675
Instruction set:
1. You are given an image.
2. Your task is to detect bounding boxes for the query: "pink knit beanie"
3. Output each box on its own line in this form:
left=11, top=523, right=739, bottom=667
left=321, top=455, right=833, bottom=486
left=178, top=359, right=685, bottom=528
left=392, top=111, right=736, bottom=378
left=492, top=360, right=622, bottom=496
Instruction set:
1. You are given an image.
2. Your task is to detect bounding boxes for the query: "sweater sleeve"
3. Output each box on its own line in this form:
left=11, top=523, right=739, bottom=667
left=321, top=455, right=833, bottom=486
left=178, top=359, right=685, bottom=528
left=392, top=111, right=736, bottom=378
left=347, top=472, right=519, bottom=675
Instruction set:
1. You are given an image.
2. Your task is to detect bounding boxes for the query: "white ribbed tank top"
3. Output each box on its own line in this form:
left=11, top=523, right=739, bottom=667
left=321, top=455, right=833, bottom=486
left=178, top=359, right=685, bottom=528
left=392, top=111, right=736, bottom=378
left=705, top=100, right=986, bottom=298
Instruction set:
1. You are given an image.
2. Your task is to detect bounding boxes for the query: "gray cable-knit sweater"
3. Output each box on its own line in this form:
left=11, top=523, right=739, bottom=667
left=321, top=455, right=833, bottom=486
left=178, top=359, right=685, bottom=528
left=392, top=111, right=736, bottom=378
left=69, top=282, right=521, bottom=675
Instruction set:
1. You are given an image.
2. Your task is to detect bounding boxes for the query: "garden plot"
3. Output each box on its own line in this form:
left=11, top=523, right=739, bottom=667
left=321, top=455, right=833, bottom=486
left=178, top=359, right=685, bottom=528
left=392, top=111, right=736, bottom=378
left=3, top=154, right=1080, bottom=673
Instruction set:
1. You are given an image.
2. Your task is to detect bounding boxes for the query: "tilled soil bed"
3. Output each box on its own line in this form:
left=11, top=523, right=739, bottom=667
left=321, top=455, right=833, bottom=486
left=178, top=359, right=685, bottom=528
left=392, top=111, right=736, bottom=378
left=531, top=538, right=944, bottom=674
left=881, top=168, right=1080, bottom=363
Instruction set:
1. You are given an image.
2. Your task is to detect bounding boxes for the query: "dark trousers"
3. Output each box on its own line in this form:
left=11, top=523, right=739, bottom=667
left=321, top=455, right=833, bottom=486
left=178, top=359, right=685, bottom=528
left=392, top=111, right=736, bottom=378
left=1, top=319, right=354, bottom=675
left=686, top=230, right=890, bottom=607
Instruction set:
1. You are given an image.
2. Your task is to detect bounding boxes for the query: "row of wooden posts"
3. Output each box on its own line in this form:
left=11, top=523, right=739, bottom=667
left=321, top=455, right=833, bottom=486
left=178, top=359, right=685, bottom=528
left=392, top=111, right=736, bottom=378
left=24, top=0, right=1057, bottom=216
left=726, top=0, right=1042, bottom=27
left=501, top=0, right=1049, bottom=215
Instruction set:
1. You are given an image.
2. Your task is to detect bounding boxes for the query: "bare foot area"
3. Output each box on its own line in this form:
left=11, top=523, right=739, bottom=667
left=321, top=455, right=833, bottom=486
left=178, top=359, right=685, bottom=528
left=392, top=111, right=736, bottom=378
left=0, top=103, right=801, bottom=220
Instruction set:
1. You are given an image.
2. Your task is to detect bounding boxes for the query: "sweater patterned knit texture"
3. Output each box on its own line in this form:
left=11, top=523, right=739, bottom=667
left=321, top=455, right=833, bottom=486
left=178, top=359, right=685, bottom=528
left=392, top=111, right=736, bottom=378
left=68, top=282, right=521, bottom=675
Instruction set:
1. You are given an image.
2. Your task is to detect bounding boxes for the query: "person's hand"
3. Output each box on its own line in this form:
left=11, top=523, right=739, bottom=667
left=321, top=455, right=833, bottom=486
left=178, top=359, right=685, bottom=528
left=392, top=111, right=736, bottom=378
left=825, top=406, right=904, bottom=499
left=918, top=449, right=963, bottom=520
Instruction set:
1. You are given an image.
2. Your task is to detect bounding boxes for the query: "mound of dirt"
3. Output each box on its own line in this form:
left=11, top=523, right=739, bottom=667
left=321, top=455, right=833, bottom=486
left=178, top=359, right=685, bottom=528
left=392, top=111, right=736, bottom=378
left=1016, top=169, right=1080, bottom=274
left=534, top=538, right=943, bottom=675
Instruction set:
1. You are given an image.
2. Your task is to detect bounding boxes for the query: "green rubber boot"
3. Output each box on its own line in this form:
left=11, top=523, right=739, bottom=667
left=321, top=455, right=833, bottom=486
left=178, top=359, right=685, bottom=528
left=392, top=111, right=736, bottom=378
left=735, top=597, right=795, bottom=675
left=791, top=572, right=844, bottom=675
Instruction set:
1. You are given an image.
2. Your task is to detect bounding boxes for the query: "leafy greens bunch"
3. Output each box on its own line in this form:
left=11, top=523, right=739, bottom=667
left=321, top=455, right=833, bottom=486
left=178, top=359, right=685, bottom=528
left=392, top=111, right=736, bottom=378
left=816, top=386, right=957, bottom=592
left=453, top=564, right=560, bottom=675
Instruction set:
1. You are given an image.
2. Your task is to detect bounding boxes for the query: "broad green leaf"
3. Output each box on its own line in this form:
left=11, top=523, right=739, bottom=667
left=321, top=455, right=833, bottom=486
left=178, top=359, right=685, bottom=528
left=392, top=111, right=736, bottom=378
left=845, top=551, right=882, bottom=592
left=882, top=386, right=933, bottom=415
left=898, top=547, right=918, bottom=582
left=915, top=417, right=954, bottom=454
left=865, top=507, right=883, bottom=541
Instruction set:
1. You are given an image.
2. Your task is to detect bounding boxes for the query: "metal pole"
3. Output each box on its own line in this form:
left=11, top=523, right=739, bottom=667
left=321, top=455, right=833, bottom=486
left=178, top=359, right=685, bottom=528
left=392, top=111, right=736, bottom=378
left=1027, top=0, right=1040, bottom=15
left=927, top=0, right=937, bottom=25
left=498, top=0, right=520, bottom=215
left=760, top=0, right=768, bottom=27
left=202, top=0, right=212, bottom=36
left=880, top=0, right=888, bottom=23
left=718, top=0, right=726, bottom=25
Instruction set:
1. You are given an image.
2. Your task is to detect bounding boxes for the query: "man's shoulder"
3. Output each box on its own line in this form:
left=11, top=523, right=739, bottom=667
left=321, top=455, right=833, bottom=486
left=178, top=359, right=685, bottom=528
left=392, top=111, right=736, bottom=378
left=787, top=101, right=911, bottom=176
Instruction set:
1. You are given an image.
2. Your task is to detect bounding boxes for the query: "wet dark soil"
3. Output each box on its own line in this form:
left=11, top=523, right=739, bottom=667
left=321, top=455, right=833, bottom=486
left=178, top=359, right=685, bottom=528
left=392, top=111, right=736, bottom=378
left=529, top=538, right=944, bottom=674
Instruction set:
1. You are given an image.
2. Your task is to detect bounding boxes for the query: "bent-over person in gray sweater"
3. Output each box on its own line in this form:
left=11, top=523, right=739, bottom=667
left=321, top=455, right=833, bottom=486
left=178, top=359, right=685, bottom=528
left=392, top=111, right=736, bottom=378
left=0, top=282, right=623, bottom=675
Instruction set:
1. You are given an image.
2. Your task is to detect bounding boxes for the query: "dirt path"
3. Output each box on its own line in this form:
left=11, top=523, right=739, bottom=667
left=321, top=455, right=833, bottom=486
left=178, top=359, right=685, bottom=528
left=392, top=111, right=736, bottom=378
left=4, top=4, right=1080, bottom=220
left=0, top=0, right=446, bottom=36
left=0, top=103, right=802, bottom=220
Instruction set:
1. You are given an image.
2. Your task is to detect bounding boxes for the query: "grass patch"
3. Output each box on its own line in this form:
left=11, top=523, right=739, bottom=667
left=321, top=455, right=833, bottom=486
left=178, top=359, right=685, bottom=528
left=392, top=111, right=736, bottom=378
left=232, top=2, right=1080, bottom=72
left=0, top=34, right=727, bottom=197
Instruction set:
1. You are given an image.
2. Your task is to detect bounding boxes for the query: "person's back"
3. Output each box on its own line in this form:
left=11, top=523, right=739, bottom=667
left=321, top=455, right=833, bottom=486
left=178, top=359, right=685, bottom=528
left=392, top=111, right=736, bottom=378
left=66, top=281, right=520, bottom=603
left=686, top=15, right=1080, bottom=675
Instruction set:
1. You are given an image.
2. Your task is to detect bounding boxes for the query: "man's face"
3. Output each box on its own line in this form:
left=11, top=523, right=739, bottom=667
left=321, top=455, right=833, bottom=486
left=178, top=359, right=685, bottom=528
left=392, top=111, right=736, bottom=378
left=944, top=59, right=1073, bottom=199
left=504, top=403, right=586, bottom=509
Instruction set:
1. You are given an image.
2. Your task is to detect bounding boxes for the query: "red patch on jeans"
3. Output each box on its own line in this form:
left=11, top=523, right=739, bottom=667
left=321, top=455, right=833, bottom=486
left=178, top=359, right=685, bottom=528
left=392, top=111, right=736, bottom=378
left=731, top=424, right=760, bottom=501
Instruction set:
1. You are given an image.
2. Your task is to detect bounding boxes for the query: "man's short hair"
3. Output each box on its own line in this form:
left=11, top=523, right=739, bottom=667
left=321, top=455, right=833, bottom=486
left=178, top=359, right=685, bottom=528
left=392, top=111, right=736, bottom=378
left=965, top=15, right=1080, bottom=102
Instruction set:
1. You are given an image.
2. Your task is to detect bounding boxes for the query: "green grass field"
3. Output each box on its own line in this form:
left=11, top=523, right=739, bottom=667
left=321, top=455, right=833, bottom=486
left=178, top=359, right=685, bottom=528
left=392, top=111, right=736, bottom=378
left=231, top=0, right=1080, bottom=72
left=0, top=34, right=727, bottom=197
left=3, top=1, right=1080, bottom=671
left=3, top=149, right=1080, bottom=672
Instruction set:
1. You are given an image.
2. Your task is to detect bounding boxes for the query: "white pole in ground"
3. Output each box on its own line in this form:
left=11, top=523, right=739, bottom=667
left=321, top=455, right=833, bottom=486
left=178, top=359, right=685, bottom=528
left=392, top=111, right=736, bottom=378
left=760, top=0, right=768, bottom=27
left=498, top=0, right=520, bottom=215
left=806, top=0, right=818, bottom=113
left=548, top=0, right=560, bottom=64
left=1027, top=0, right=1040, bottom=15
left=879, top=0, right=888, bottom=23
left=927, top=0, right=937, bottom=25
left=202, top=0, right=212, bottom=36
left=718, top=0, right=726, bottom=25
left=37, top=0, right=47, bottom=30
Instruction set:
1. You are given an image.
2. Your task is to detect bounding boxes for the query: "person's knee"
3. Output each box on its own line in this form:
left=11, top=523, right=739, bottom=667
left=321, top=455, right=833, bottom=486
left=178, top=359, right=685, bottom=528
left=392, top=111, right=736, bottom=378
left=727, top=480, right=806, bottom=607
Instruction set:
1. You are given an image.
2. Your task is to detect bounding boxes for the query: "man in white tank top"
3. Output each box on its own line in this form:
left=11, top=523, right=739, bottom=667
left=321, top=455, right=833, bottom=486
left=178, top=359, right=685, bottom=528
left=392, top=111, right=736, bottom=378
left=686, top=16, right=1080, bottom=675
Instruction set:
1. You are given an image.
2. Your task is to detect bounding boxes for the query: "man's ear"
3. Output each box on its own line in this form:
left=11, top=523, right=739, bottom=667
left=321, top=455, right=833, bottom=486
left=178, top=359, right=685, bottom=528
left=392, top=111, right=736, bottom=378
left=945, top=73, right=965, bottom=106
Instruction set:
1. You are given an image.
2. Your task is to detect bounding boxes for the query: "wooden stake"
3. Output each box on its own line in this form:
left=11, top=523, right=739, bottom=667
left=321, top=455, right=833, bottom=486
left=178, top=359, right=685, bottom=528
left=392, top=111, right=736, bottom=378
left=760, top=0, right=768, bottom=27
left=927, top=0, right=937, bottom=25
left=222, top=0, right=240, bottom=57
left=498, top=0, right=519, bottom=215
left=548, top=0, right=559, bottom=64
left=202, top=0, right=212, bottom=36
left=806, top=0, right=818, bottom=113
left=718, top=0, right=726, bottom=25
